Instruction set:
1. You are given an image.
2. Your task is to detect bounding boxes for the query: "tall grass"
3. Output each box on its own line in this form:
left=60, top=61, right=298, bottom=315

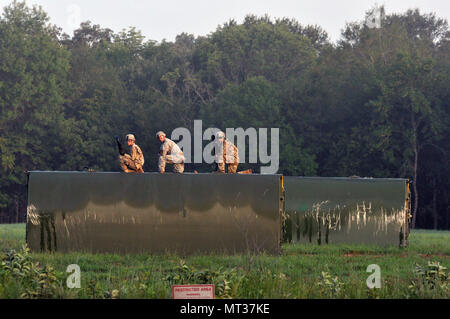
left=0, top=224, right=448, bottom=299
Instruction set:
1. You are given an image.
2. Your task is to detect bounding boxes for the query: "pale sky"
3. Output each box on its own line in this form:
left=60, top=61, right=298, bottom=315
left=1, top=0, right=449, bottom=43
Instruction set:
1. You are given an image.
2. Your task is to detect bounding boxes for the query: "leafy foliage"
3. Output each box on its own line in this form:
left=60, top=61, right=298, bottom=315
left=407, top=261, right=449, bottom=298
left=0, top=1, right=448, bottom=229
left=317, top=271, right=344, bottom=298
left=0, top=244, right=62, bottom=298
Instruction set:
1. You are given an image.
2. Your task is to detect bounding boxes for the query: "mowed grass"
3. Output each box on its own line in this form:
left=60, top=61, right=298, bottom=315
left=0, top=224, right=449, bottom=299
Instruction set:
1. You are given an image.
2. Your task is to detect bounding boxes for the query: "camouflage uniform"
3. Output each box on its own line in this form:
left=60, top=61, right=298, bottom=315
left=216, top=139, right=239, bottom=174
left=158, top=138, right=185, bottom=173
left=119, top=144, right=145, bottom=173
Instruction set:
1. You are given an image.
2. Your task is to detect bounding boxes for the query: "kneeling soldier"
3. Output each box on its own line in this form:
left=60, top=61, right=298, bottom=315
left=118, top=134, right=144, bottom=173
left=156, top=131, right=185, bottom=174
left=215, top=131, right=239, bottom=174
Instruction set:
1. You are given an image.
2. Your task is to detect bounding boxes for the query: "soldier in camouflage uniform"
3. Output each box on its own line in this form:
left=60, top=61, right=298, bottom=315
left=156, top=131, right=185, bottom=174
left=215, top=131, right=239, bottom=174
left=119, top=134, right=145, bottom=173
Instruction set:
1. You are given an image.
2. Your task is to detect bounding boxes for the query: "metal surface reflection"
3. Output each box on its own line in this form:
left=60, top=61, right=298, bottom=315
left=26, top=171, right=283, bottom=254
left=283, top=177, right=410, bottom=246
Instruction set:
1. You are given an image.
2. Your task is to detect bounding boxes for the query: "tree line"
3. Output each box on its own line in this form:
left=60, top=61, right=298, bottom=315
left=0, top=1, right=448, bottom=229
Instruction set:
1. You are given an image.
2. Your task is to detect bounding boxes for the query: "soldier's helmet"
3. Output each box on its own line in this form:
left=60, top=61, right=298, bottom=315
left=216, top=131, right=225, bottom=139
left=126, top=134, right=135, bottom=141
left=156, top=131, right=166, bottom=138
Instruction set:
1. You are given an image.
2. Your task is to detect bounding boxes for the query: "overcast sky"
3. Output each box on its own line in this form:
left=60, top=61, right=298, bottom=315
left=1, top=0, right=449, bottom=43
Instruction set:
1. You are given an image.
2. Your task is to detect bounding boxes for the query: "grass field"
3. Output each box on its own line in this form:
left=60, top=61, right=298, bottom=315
left=0, top=224, right=448, bottom=299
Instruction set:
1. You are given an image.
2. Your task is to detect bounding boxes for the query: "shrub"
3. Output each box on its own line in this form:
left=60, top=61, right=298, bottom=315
left=0, top=244, right=62, bottom=298
left=408, top=261, right=449, bottom=298
left=317, top=271, right=343, bottom=298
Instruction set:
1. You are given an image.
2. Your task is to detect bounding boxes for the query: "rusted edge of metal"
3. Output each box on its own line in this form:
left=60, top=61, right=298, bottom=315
left=279, top=175, right=285, bottom=254
left=402, top=180, right=412, bottom=247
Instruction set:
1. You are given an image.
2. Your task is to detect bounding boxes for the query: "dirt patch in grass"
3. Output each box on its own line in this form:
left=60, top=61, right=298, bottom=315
left=419, top=253, right=450, bottom=259
left=342, top=252, right=385, bottom=258
left=342, top=250, right=410, bottom=258
left=342, top=251, right=450, bottom=258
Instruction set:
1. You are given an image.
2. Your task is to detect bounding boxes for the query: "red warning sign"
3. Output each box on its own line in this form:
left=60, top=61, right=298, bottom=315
left=172, top=284, right=215, bottom=299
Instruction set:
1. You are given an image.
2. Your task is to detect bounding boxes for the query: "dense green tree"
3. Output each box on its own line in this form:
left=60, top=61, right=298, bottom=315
left=0, top=1, right=71, bottom=220
left=340, top=8, right=448, bottom=228
left=0, top=2, right=448, bottom=228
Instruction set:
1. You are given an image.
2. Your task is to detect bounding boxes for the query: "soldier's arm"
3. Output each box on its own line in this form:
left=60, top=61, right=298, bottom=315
left=138, top=146, right=144, bottom=165
left=133, top=145, right=144, bottom=167
left=160, top=142, right=168, bottom=157
left=130, top=145, right=137, bottom=160
left=166, top=140, right=175, bottom=156
left=115, top=137, right=130, bottom=156
left=218, top=142, right=225, bottom=163
left=233, top=144, right=239, bottom=162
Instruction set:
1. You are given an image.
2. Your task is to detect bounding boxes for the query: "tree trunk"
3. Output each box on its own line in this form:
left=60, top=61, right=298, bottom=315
left=432, top=178, right=438, bottom=230
left=444, top=195, right=450, bottom=229
left=410, top=110, right=419, bottom=230
left=411, top=147, right=419, bottom=229
left=15, top=198, right=19, bottom=223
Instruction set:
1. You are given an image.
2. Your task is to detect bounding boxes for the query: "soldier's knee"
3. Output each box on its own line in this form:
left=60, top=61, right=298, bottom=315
left=174, top=164, right=184, bottom=174
left=119, top=161, right=128, bottom=171
left=228, top=164, right=238, bottom=174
